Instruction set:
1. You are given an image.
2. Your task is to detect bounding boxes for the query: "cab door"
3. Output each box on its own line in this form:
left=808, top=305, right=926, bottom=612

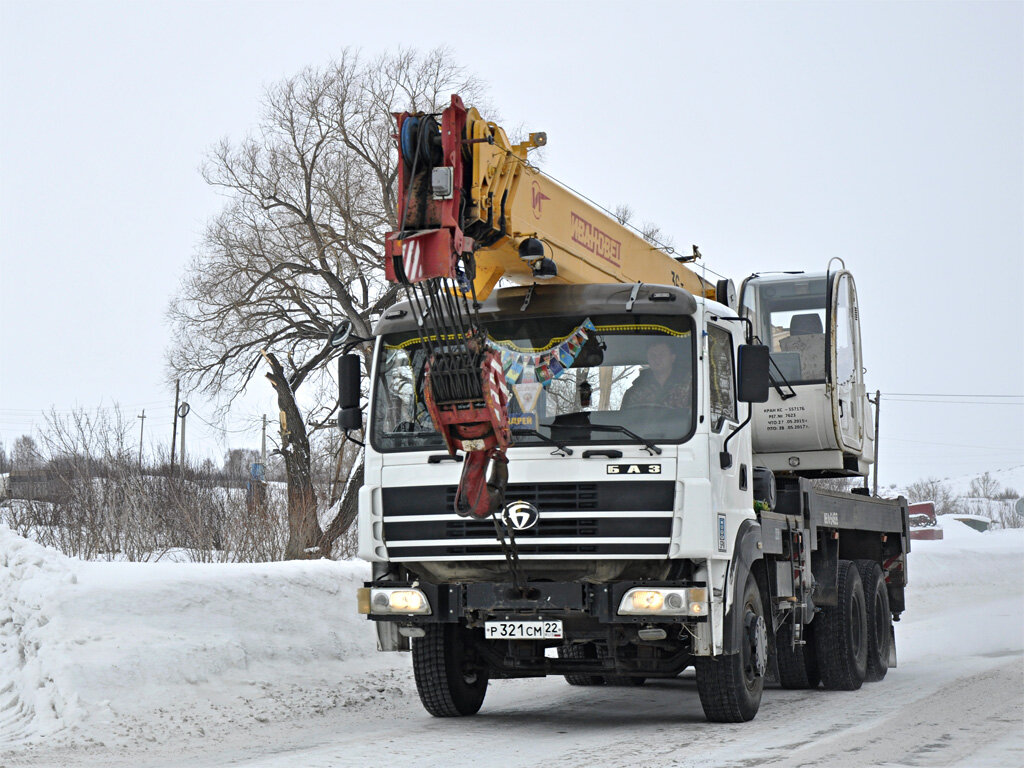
left=829, top=272, right=865, bottom=452
left=706, top=322, right=749, bottom=526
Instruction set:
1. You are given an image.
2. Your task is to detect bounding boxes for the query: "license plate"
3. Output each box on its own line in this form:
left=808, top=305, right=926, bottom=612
left=484, top=620, right=563, bottom=640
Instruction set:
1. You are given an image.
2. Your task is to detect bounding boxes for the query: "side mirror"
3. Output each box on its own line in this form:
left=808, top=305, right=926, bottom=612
left=330, top=320, right=354, bottom=349
left=338, top=354, right=363, bottom=431
left=737, top=345, right=770, bottom=403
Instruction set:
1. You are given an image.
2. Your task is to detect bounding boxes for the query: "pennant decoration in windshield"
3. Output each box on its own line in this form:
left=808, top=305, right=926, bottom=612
left=486, top=318, right=595, bottom=387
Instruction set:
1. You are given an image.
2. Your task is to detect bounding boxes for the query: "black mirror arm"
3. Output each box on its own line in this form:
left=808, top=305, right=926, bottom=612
left=337, top=335, right=371, bottom=356
left=720, top=404, right=753, bottom=469
left=343, top=429, right=365, bottom=448
left=709, top=315, right=754, bottom=344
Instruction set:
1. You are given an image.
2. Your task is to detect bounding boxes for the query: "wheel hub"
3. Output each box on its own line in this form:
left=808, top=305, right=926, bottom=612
left=746, top=611, right=768, bottom=678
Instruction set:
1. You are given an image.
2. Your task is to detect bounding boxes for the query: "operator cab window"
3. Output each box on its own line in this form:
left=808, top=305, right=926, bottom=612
left=746, top=276, right=828, bottom=385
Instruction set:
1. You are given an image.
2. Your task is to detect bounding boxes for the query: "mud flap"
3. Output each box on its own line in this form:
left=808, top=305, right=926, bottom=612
left=887, top=624, right=897, bottom=668
left=376, top=621, right=410, bottom=652
left=723, top=520, right=764, bottom=655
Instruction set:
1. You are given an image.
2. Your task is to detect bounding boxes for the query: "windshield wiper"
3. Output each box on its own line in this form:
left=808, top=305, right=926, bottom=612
left=549, top=414, right=662, bottom=456
left=583, top=424, right=663, bottom=455
left=511, top=428, right=573, bottom=456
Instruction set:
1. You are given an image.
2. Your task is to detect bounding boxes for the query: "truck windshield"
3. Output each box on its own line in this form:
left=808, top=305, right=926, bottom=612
left=371, top=313, right=696, bottom=452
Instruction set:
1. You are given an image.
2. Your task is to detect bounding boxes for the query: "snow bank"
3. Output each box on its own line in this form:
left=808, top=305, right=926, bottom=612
left=0, top=527, right=84, bottom=744
left=911, top=518, right=1024, bottom=587
left=0, top=525, right=394, bottom=751
left=900, top=521, right=1024, bottom=663
left=2, top=521, right=1022, bottom=756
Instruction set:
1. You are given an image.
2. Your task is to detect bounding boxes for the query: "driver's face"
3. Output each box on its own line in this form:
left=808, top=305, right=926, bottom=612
left=647, top=342, right=675, bottom=375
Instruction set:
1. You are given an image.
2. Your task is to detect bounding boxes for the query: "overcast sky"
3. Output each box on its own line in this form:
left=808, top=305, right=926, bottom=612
left=1, top=0, right=1021, bottom=488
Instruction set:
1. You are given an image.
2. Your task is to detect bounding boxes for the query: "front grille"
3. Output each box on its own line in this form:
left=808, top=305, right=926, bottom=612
left=382, top=481, right=674, bottom=561
left=445, top=483, right=599, bottom=512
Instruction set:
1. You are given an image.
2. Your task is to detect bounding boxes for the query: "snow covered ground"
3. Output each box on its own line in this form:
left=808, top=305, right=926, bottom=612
left=1, top=518, right=1022, bottom=768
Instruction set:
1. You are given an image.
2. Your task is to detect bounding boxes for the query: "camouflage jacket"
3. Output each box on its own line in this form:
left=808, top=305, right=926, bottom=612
left=621, top=369, right=691, bottom=409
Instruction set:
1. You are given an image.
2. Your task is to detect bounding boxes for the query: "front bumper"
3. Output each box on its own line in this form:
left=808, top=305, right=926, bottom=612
left=359, top=579, right=708, bottom=626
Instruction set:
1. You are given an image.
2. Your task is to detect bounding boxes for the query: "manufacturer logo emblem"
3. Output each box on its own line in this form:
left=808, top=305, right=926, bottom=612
left=607, top=464, right=661, bottom=474
left=502, top=501, right=540, bottom=531
left=531, top=181, right=550, bottom=220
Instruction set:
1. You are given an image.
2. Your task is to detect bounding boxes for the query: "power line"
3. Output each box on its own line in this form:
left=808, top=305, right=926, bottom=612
left=885, top=437, right=1024, bottom=452
left=882, top=392, right=1022, bottom=399
left=880, top=403, right=1024, bottom=409
left=0, top=401, right=168, bottom=414
left=189, top=409, right=261, bottom=435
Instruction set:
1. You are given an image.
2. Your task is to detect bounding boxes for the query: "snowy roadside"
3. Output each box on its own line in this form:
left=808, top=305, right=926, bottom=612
left=0, top=525, right=409, bottom=758
left=1, top=519, right=1021, bottom=768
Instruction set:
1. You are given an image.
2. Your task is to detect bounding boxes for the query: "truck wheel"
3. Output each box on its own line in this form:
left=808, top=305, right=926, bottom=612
left=855, top=560, right=892, bottom=682
left=775, top=619, right=821, bottom=689
left=558, top=642, right=605, bottom=686
left=412, top=624, right=488, bottom=716
left=814, top=559, right=868, bottom=690
left=695, top=574, right=766, bottom=722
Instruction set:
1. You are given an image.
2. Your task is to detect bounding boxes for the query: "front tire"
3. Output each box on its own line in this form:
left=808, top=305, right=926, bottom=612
left=814, top=559, right=868, bottom=690
left=695, top=574, right=767, bottom=722
left=412, top=624, right=489, bottom=716
left=855, top=560, right=892, bottom=682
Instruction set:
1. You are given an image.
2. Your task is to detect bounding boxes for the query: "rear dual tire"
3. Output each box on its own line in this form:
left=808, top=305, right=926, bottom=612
left=559, top=643, right=646, bottom=687
left=814, top=559, right=868, bottom=690
left=855, top=559, right=892, bottom=682
left=559, top=642, right=604, bottom=686
left=776, top=619, right=821, bottom=689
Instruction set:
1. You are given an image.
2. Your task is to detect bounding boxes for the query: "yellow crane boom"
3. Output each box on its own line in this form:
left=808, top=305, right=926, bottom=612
left=460, top=104, right=715, bottom=301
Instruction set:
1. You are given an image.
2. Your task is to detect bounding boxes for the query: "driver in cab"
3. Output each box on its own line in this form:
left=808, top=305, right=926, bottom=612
left=621, top=339, right=691, bottom=409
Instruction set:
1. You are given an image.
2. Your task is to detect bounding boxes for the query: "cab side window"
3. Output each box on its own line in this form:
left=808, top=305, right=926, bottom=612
left=708, top=325, right=737, bottom=428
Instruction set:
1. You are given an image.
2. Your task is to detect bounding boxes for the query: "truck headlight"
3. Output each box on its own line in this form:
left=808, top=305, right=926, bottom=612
left=618, top=587, right=708, bottom=617
left=357, top=587, right=432, bottom=615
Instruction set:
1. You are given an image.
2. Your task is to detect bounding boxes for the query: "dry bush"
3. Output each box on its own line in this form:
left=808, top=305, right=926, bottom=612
left=906, top=478, right=965, bottom=517
left=1, top=407, right=291, bottom=562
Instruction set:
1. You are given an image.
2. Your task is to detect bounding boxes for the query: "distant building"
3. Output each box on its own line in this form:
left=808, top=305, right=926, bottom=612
left=5, top=469, right=61, bottom=502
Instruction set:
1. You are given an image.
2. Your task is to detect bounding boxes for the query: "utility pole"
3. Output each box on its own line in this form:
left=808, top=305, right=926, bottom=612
left=137, top=409, right=146, bottom=471
left=261, top=414, right=267, bottom=465
left=177, top=402, right=190, bottom=475
left=170, top=380, right=180, bottom=477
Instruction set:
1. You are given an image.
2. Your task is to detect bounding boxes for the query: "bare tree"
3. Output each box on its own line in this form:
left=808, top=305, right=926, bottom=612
left=223, top=448, right=261, bottom=484
left=968, top=472, right=1000, bottom=500
left=906, top=477, right=964, bottom=516
left=613, top=202, right=674, bottom=251
left=11, top=435, right=43, bottom=470
left=167, top=48, right=487, bottom=559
